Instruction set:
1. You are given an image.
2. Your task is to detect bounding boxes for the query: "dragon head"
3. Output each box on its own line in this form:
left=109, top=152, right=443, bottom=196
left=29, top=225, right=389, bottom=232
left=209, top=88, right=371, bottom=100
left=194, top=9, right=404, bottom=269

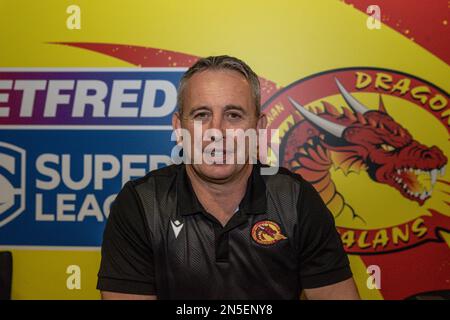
left=288, top=78, right=447, bottom=205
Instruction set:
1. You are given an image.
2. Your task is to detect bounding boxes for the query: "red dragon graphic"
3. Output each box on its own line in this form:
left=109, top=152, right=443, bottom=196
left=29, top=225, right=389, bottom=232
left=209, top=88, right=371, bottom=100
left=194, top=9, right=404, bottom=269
left=282, top=78, right=447, bottom=221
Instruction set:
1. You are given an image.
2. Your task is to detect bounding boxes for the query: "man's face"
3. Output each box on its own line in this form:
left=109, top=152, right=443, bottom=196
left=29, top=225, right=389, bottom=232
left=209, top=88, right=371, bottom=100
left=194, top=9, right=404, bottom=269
left=173, top=69, right=266, bottom=182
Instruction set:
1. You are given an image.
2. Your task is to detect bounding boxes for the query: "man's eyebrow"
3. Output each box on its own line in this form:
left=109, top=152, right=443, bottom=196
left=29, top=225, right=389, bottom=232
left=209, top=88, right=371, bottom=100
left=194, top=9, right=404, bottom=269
left=224, top=105, right=247, bottom=114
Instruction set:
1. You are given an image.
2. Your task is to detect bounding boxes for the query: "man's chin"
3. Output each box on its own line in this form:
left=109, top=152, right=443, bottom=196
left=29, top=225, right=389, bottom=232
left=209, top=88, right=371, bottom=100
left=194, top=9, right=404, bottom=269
left=192, top=163, right=244, bottom=182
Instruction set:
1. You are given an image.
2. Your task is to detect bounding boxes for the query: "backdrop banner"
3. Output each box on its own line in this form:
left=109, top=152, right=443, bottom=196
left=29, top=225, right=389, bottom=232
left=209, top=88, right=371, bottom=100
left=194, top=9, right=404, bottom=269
left=0, top=0, right=449, bottom=300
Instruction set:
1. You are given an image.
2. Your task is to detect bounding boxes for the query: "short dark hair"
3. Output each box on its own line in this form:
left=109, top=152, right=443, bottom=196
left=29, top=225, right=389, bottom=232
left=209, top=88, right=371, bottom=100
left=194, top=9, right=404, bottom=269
left=177, top=55, right=261, bottom=116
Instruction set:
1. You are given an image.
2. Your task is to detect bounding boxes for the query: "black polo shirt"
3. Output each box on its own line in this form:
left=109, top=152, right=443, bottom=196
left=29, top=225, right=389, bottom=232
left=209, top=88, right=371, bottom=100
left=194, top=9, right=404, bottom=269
left=97, top=163, right=352, bottom=299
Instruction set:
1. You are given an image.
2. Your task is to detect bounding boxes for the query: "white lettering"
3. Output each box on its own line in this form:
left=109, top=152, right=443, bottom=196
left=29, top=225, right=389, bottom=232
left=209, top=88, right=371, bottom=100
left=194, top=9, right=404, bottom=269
left=0, top=80, right=13, bottom=117
left=44, top=80, right=75, bottom=117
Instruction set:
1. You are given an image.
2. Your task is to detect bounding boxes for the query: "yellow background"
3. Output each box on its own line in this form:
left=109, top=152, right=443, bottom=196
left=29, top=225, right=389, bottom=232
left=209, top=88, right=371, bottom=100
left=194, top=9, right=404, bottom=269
left=0, top=0, right=449, bottom=299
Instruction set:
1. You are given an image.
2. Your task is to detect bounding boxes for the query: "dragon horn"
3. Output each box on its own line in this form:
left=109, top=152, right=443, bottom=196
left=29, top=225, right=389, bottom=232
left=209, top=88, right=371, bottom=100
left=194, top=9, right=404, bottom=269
left=378, top=94, right=387, bottom=113
left=335, top=77, right=370, bottom=114
left=288, top=97, right=347, bottom=138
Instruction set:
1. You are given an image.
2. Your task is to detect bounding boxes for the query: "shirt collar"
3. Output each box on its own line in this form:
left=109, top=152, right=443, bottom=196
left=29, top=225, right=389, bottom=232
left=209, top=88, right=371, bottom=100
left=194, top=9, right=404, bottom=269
left=176, top=163, right=267, bottom=216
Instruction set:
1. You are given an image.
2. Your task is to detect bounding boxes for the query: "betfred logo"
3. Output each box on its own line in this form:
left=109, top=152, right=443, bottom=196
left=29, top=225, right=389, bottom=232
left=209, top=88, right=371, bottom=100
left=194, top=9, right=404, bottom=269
left=0, top=68, right=184, bottom=126
left=0, top=141, right=26, bottom=227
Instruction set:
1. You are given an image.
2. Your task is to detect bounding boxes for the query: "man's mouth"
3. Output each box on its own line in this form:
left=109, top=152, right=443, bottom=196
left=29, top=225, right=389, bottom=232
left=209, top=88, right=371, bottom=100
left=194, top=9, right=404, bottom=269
left=211, top=150, right=225, bottom=157
left=201, top=149, right=237, bottom=165
left=392, top=165, right=446, bottom=201
left=209, top=148, right=234, bottom=157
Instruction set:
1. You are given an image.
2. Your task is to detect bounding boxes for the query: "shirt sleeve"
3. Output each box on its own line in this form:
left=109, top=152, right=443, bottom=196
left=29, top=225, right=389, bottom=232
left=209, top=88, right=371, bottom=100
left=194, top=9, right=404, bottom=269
left=297, top=178, right=352, bottom=289
left=97, top=181, right=156, bottom=295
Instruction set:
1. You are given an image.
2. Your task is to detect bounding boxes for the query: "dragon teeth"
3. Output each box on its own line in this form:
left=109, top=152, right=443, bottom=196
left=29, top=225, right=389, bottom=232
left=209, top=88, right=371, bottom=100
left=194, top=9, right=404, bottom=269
left=430, top=169, right=438, bottom=185
left=394, top=165, right=446, bottom=199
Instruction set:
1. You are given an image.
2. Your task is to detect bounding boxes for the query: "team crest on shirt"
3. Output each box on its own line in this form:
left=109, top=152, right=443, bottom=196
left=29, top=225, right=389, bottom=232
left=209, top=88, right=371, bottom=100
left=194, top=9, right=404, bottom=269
left=251, top=220, right=287, bottom=245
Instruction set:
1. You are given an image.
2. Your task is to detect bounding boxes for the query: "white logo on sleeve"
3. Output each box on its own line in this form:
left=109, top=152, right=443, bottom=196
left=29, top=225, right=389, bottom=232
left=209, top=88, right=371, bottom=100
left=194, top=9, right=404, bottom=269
left=170, top=219, right=183, bottom=238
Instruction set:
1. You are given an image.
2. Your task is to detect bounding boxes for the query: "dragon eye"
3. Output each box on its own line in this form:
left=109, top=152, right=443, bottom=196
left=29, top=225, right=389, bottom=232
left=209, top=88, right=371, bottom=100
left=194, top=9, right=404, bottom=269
left=380, top=143, right=395, bottom=152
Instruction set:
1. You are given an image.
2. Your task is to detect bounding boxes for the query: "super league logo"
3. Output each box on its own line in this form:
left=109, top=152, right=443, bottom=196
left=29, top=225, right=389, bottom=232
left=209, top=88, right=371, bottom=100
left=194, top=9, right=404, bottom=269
left=0, top=141, right=26, bottom=227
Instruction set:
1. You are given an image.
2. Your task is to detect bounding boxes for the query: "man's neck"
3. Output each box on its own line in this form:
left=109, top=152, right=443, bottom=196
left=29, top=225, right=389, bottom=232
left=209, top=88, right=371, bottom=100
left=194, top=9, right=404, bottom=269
left=186, top=164, right=253, bottom=226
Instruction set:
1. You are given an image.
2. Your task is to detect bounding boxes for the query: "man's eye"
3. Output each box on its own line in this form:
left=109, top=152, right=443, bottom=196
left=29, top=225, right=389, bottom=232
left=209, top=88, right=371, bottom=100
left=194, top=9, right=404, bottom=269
left=194, top=112, right=210, bottom=120
left=227, top=113, right=242, bottom=120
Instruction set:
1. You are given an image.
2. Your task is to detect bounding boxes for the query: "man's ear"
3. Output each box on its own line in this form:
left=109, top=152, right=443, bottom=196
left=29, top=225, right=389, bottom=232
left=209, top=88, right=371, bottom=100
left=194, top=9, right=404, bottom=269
left=256, top=112, right=267, bottom=130
left=172, top=111, right=181, bottom=129
left=172, top=112, right=182, bottom=143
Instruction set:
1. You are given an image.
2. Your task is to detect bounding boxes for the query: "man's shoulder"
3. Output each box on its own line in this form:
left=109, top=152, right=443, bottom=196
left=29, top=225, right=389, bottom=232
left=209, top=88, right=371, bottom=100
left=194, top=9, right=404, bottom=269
left=261, top=164, right=321, bottom=205
left=262, top=164, right=305, bottom=188
left=129, top=163, right=181, bottom=187
left=116, top=164, right=182, bottom=204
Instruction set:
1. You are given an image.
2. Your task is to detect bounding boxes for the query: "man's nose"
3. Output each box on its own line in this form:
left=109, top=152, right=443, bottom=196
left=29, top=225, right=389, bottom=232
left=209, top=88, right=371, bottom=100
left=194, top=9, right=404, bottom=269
left=207, top=114, right=227, bottom=144
left=209, top=113, right=225, bottom=132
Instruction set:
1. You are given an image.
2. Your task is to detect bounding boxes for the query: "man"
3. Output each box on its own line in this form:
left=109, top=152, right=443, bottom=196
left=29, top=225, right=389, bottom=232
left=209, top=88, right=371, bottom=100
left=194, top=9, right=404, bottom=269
left=97, top=55, right=360, bottom=300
